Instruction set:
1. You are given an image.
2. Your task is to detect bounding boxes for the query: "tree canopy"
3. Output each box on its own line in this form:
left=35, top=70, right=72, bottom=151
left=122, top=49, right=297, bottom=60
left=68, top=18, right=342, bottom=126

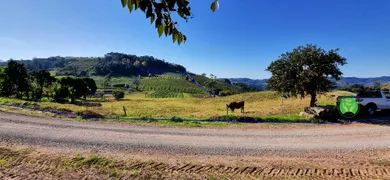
left=1, top=60, right=30, bottom=98
left=266, top=44, right=347, bottom=107
left=120, top=0, right=219, bottom=45
left=0, top=60, right=99, bottom=103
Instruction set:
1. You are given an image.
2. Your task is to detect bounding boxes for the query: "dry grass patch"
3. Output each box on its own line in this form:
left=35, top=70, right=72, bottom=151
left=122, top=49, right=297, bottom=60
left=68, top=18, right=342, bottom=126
left=0, top=91, right=353, bottom=120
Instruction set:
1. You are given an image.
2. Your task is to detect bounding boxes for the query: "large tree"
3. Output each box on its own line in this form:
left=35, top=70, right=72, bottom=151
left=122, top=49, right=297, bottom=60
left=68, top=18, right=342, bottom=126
left=82, top=77, right=98, bottom=98
left=120, top=0, right=219, bottom=45
left=54, top=77, right=90, bottom=103
left=266, top=44, right=347, bottom=107
left=0, top=60, right=30, bottom=98
left=30, top=70, right=56, bottom=101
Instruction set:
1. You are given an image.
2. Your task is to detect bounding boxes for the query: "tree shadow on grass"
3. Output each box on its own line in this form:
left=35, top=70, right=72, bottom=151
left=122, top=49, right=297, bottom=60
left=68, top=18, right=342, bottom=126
left=205, top=115, right=328, bottom=124
left=73, top=100, right=102, bottom=107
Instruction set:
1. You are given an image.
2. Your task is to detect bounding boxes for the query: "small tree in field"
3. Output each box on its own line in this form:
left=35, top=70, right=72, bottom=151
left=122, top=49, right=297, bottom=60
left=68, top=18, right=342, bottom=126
left=266, top=44, right=347, bottom=107
left=113, top=89, right=125, bottom=100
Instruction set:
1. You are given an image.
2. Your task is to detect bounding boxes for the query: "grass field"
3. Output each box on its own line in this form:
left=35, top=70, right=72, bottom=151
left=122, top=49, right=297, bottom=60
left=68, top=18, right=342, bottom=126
left=0, top=91, right=354, bottom=121
left=382, top=84, right=390, bottom=90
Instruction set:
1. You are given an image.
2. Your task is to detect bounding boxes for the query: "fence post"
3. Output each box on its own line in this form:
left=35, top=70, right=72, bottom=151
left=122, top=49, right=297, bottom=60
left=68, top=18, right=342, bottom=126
left=281, top=97, right=284, bottom=115
left=123, top=106, right=127, bottom=116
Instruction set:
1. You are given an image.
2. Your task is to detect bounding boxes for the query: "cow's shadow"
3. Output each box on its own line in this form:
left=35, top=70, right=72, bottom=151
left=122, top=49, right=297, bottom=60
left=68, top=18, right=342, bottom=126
left=226, top=111, right=250, bottom=116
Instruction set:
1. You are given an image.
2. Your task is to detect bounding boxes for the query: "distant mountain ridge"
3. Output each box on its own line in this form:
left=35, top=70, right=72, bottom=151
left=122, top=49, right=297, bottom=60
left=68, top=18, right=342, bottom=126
left=225, top=76, right=390, bottom=90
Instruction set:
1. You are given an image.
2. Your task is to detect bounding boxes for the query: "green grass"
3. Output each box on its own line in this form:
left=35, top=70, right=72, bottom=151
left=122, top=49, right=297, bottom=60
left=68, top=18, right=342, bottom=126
left=49, top=70, right=57, bottom=76
left=113, top=119, right=230, bottom=128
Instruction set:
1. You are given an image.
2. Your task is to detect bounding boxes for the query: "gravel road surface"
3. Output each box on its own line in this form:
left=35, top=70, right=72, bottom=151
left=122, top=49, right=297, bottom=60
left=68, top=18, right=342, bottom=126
left=1, top=111, right=390, bottom=156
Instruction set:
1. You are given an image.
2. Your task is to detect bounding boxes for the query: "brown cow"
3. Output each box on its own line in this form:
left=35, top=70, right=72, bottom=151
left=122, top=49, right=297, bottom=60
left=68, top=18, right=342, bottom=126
left=226, top=101, right=245, bottom=114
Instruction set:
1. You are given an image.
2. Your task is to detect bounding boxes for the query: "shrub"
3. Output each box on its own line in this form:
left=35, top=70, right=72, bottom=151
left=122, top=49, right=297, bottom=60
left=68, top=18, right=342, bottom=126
left=171, top=116, right=184, bottom=122
left=113, top=89, right=125, bottom=100
left=219, top=90, right=233, bottom=97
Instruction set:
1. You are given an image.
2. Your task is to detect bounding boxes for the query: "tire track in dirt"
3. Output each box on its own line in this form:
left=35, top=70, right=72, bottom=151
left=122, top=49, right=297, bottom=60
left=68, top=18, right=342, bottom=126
left=2, top=111, right=390, bottom=179
left=159, top=164, right=390, bottom=178
left=2, top=153, right=390, bottom=179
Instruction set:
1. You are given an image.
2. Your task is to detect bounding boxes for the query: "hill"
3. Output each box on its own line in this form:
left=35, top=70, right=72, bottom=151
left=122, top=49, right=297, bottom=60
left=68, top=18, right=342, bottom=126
left=91, top=73, right=259, bottom=97
left=335, top=76, right=390, bottom=87
left=228, top=76, right=390, bottom=90
left=226, top=78, right=267, bottom=90
left=0, top=53, right=187, bottom=77
left=0, top=53, right=259, bottom=96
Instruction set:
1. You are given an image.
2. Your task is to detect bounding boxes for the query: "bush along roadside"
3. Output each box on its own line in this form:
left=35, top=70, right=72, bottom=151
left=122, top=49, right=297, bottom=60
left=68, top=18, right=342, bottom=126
left=75, top=110, right=104, bottom=119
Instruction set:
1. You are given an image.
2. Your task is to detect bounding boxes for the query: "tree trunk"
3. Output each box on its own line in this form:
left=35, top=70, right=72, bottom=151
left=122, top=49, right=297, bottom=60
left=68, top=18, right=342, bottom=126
left=310, top=93, right=317, bottom=107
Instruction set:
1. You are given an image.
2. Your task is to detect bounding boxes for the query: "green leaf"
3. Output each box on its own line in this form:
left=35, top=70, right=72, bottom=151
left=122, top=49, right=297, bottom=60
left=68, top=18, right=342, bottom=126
left=135, top=0, right=140, bottom=10
left=210, top=1, right=217, bottom=12
left=172, top=31, right=178, bottom=43
left=178, top=34, right=183, bottom=45
left=146, top=7, right=153, bottom=18
left=155, top=16, right=162, bottom=28
left=150, top=14, right=155, bottom=24
left=128, top=3, right=134, bottom=12
left=158, top=25, right=164, bottom=37
left=121, top=0, right=127, bottom=7
left=178, top=10, right=184, bottom=18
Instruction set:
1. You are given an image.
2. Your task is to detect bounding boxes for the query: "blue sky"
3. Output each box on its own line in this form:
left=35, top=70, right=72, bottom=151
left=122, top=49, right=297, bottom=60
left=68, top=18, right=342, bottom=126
left=0, top=0, right=389, bottom=79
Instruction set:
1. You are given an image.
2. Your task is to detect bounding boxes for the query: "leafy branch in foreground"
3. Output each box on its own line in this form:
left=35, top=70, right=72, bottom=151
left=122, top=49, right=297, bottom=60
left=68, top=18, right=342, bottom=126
left=120, top=0, right=219, bottom=45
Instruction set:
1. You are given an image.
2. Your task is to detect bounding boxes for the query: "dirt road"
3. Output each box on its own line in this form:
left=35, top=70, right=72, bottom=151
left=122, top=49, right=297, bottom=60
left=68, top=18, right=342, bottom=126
left=2, top=111, right=390, bottom=179
left=1, top=111, right=390, bottom=155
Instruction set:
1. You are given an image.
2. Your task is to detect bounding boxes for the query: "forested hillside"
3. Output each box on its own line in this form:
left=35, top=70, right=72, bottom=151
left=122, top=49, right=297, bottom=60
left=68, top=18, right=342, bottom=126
left=0, top=52, right=186, bottom=77
left=228, top=76, right=390, bottom=90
